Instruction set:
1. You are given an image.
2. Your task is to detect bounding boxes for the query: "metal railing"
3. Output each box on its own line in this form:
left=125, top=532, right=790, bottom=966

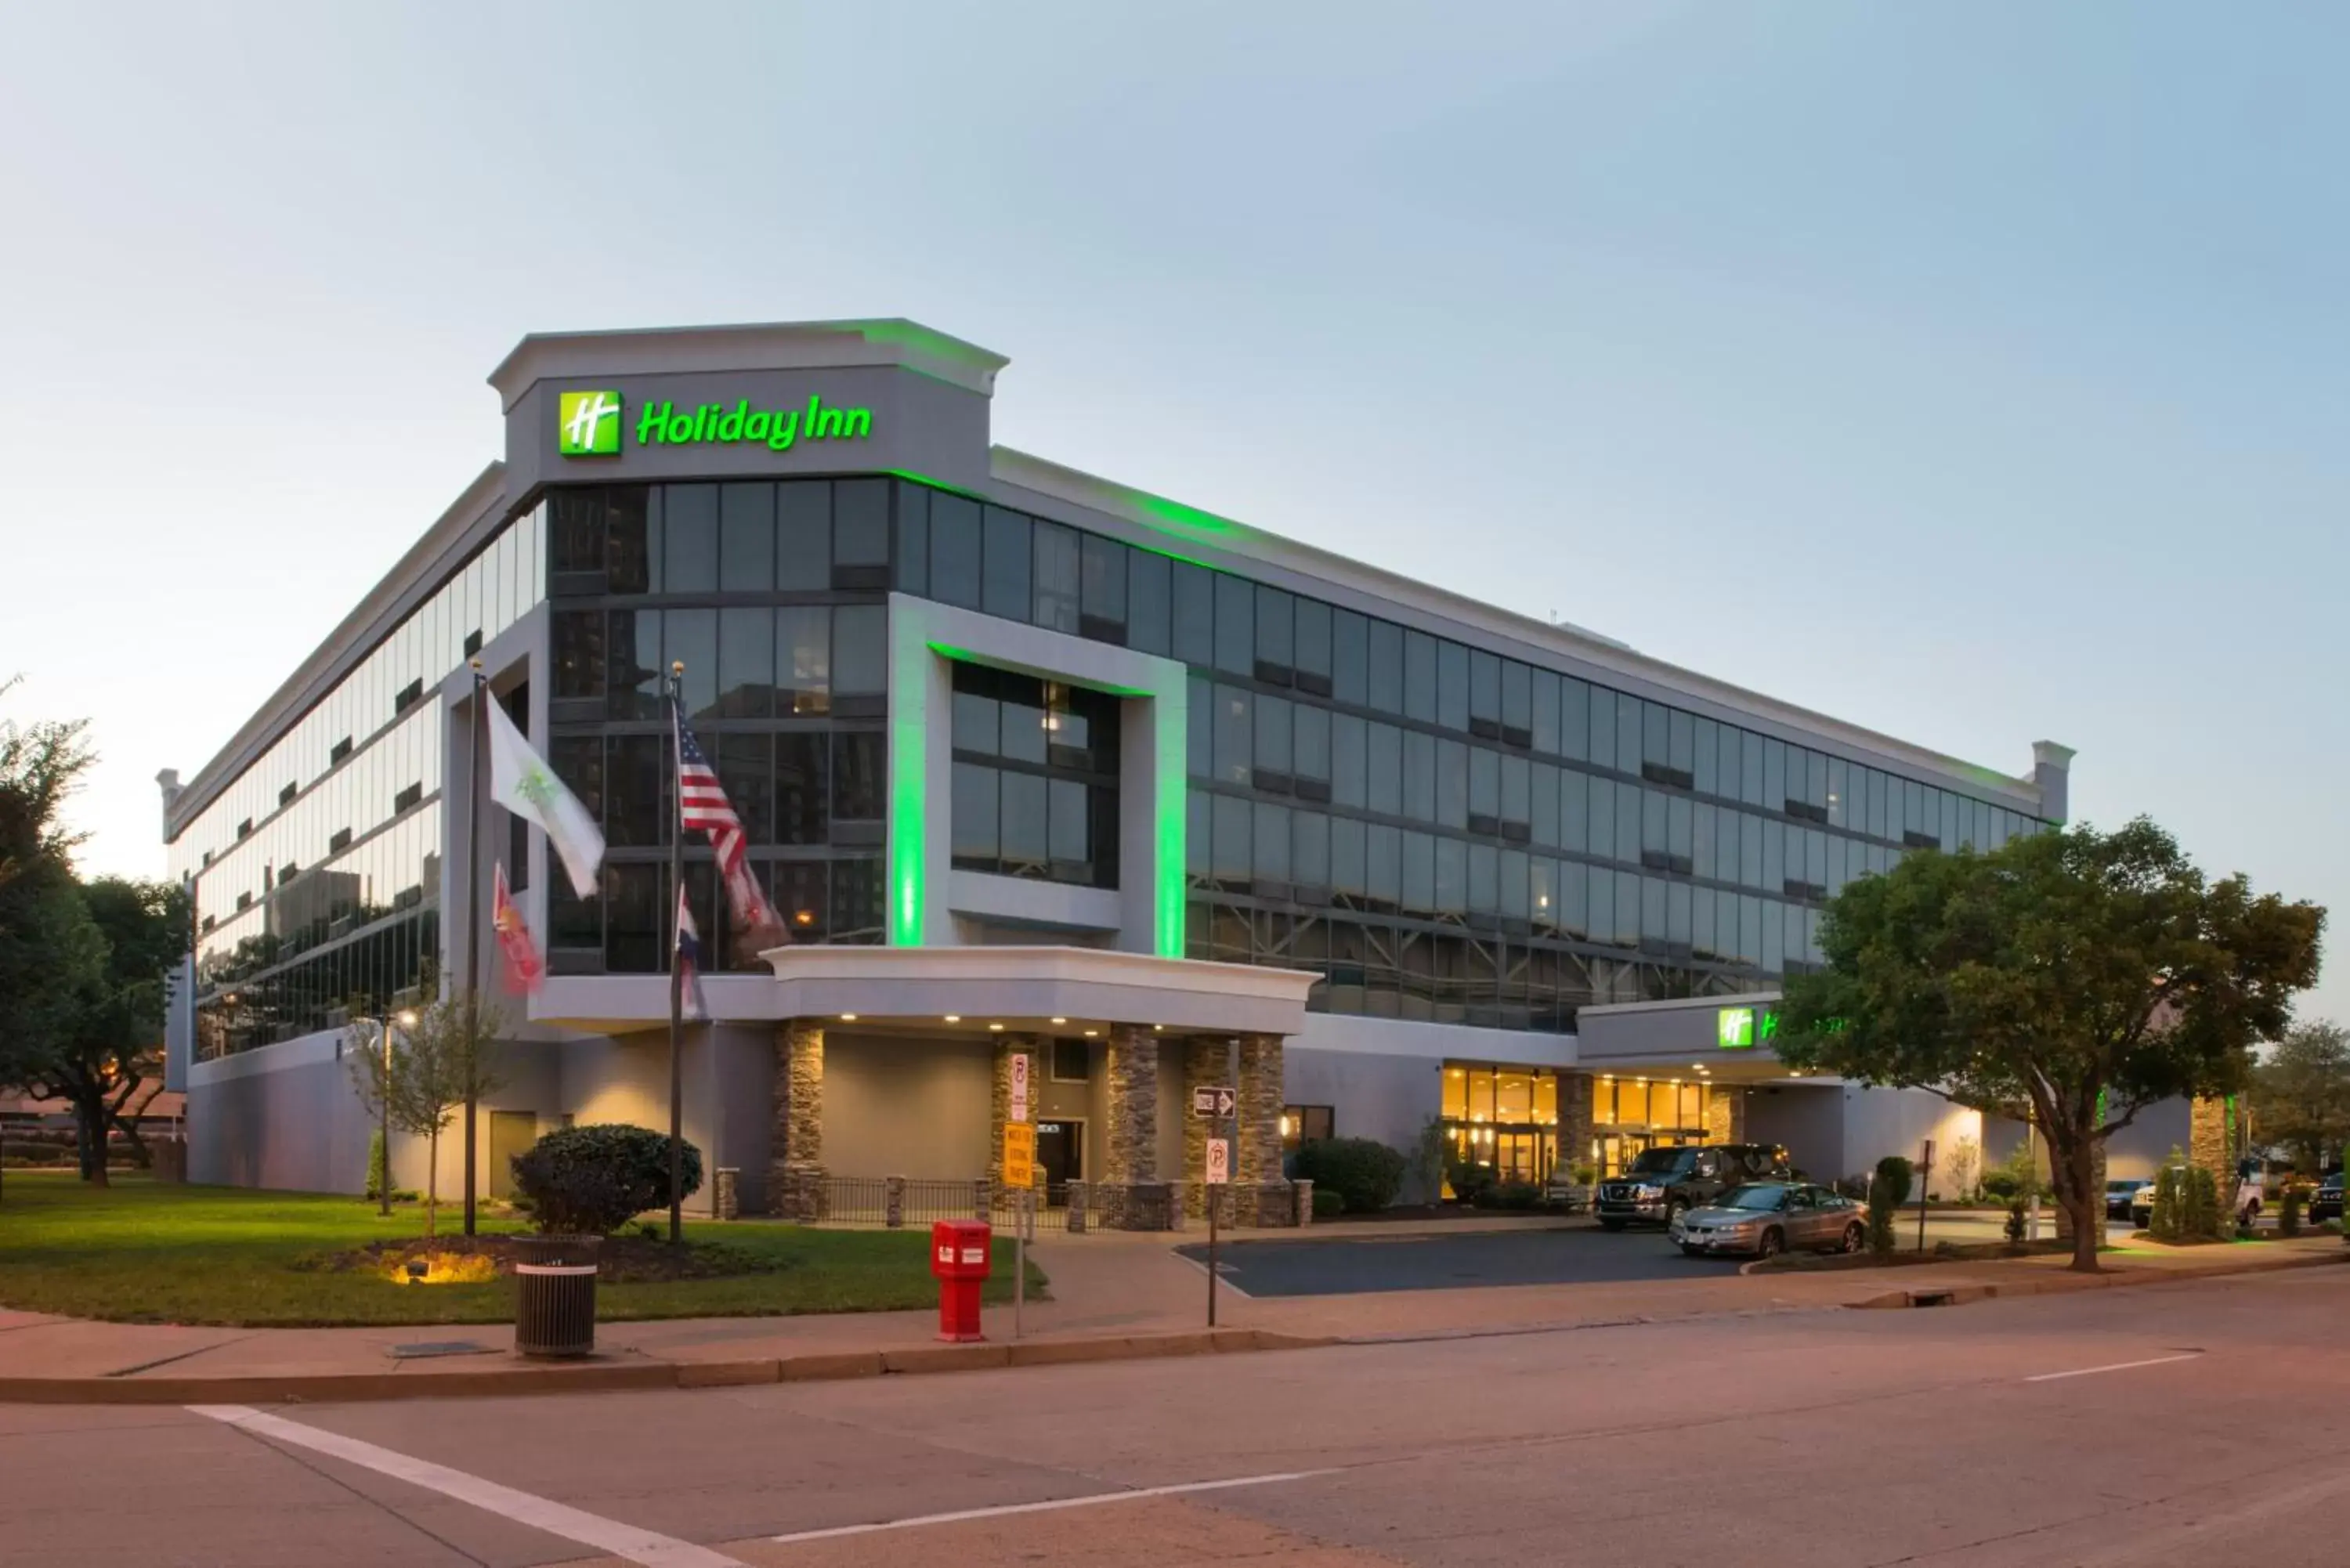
left=812, top=1175, right=988, bottom=1227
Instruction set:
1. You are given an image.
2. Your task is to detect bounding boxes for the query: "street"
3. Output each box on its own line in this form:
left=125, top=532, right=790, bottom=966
left=8, top=1267, right=2349, bottom=1566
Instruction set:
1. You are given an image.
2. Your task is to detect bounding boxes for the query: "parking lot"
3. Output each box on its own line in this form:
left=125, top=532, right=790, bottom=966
left=1176, top=1210, right=2146, bottom=1298
left=1176, top=1225, right=1747, bottom=1296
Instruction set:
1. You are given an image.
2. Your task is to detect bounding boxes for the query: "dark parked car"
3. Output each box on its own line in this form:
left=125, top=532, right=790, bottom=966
left=1595, top=1144, right=1793, bottom=1230
left=2311, top=1172, right=2344, bottom=1224
left=2105, top=1177, right=2145, bottom=1222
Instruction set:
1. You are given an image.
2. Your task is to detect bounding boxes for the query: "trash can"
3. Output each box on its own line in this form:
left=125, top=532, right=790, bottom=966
left=513, top=1234, right=601, bottom=1358
left=929, top=1219, right=992, bottom=1342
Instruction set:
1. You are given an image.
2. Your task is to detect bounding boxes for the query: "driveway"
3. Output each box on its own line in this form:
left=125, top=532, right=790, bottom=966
left=1176, top=1226, right=1746, bottom=1296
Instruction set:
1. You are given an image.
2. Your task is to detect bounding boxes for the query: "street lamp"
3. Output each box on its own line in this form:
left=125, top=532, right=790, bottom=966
left=363, top=1010, right=418, bottom=1218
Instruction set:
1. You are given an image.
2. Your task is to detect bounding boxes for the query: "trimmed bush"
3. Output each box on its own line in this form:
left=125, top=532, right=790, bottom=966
left=1982, top=1171, right=2021, bottom=1202
left=2185, top=1166, right=2221, bottom=1241
left=2005, top=1197, right=2028, bottom=1244
left=1867, top=1155, right=1913, bottom=1256
left=1311, top=1187, right=1345, bottom=1219
left=510, top=1124, right=703, bottom=1236
left=1446, top=1161, right=1497, bottom=1207
left=364, top=1129, right=389, bottom=1204
left=1291, top=1137, right=1407, bottom=1214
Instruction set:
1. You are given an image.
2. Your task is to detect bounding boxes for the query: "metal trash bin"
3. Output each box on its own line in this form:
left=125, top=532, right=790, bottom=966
left=512, top=1234, right=600, bottom=1357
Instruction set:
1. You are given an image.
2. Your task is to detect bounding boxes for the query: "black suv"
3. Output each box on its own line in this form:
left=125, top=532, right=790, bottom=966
left=1596, top=1144, right=1794, bottom=1230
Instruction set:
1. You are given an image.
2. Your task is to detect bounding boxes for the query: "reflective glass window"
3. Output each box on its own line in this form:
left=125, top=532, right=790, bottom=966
left=607, top=609, right=662, bottom=718
left=1032, top=519, right=1081, bottom=633
left=716, top=606, right=773, bottom=717
left=1126, top=548, right=1170, bottom=655
left=1332, top=714, right=1367, bottom=807
left=1587, top=687, right=1615, bottom=769
left=834, top=479, right=890, bottom=572
left=1213, top=684, right=1252, bottom=786
left=778, top=481, right=831, bottom=591
left=1332, top=608, right=1368, bottom=705
left=776, top=606, right=830, bottom=714
left=982, top=507, right=1031, bottom=621
left=1368, top=722, right=1403, bottom=815
left=1080, top=533, right=1126, bottom=638
left=776, top=734, right=829, bottom=843
left=664, top=484, right=718, bottom=592
left=1438, top=641, right=1470, bottom=732
left=1294, top=598, right=1331, bottom=693
left=1404, top=631, right=1437, bottom=722
left=1256, top=587, right=1294, bottom=681
left=1295, top=703, right=1330, bottom=788
left=893, top=481, right=928, bottom=595
left=833, top=732, right=885, bottom=822
left=930, top=493, right=982, bottom=609
left=720, top=482, right=774, bottom=591
left=1405, top=730, right=1437, bottom=821
left=1214, top=573, right=1254, bottom=676
left=1368, top=619, right=1404, bottom=714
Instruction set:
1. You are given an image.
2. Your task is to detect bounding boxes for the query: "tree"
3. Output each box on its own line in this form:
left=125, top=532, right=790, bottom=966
left=1943, top=1135, right=1982, bottom=1202
left=1777, top=818, right=2325, bottom=1274
left=15, top=878, right=188, bottom=1183
left=345, top=989, right=503, bottom=1239
left=2251, top=1021, right=2350, bottom=1175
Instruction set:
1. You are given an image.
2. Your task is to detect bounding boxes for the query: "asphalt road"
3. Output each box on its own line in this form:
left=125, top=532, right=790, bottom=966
left=9, top=1266, right=2350, bottom=1566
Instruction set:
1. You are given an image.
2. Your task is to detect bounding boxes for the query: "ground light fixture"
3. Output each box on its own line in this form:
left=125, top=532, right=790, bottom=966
left=839, top=1013, right=857, bottom=1021
left=944, top=1014, right=960, bottom=1023
left=988, top=1022, right=1004, bottom=1031
left=1050, top=1017, right=1067, bottom=1025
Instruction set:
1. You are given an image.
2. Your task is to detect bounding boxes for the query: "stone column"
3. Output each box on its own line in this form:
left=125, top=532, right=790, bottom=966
left=769, top=1020, right=826, bottom=1219
left=1705, top=1086, right=1747, bottom=1145
left=1102, top=1023, right=1160, bottom=1229
left=1237, top=1034, right=1286, bottom=1223
left=1558, top=1073, right=1595, bottom=1184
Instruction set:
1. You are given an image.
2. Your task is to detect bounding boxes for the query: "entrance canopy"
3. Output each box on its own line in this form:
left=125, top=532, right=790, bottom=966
left=1576, top=991, right=1829, bottom=1087
left=757, top=945, right=1315, bottom=1036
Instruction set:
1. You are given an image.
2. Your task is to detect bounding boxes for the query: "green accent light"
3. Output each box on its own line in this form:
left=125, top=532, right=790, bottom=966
left=1155, top=690, right=1187, bottom=958
left=631, top=395, right=872, bottom=452
left=556, top=390, right=622, bottom=456
left=887, top=616, right=929, bottom=946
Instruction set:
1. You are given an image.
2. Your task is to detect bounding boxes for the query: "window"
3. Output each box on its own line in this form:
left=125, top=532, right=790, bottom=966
left=982, top=506, right=1030, bottom=620
left=663, top=484, right=718, bottom=591
left=894, top=481, right=928, bottom=595
left=833, top=605, right=887, bottom=696
left=1295, top=598, right=1332, bottom=695
left=1126, top=549, right=1170, bottom=654
left=720, top=482, right=775, bottom=591
left=1281, top=1104, right=1335, bottom=1150
left=1079, top=533, right=1126, bottom=641
left=1214, top=573, right=1254, bottom=676
left=931, top=493, right=982, bottom=609
left=1051, top=1039, right=1090, bottom=1082
left=1171, top=562, right=1214, bottom=666
left=1255, top=587, right=1293, bottom=684
left=777, top=482, right=830, bottom=590
left=1332, top=608, right=1368, bottom=705
left=776, top=734, right=830, bottom=844
left=1032, top=518, right=1080, bottom=634
left=833, top=479, right=890, bottom=583
left=776, top=606, right=830, bottom=714
left=833, top=732, right=885, bottom=822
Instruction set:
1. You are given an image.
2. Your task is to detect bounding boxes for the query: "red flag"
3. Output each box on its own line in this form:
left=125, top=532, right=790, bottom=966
left=492, top=862, right=544, bottom=994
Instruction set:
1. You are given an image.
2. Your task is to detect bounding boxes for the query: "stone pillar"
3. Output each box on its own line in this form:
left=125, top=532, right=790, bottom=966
left=714, top=1168, right=739, bottom=1220
left=770, top=1020, right=826, bottom=1219
left=2191, top=1095, right=2236, bottom=1227
left=1103, top=1024, right=1161, bottom=1229
left=1705, top=1086, right=1747, bottom=1145
left=1238, top=1033, right=1289, bottom=1223
left=1558, top=1074, right=1595, bottom=1183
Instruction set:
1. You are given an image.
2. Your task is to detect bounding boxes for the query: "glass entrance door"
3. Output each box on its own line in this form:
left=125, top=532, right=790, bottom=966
left=1599, top=1132, right=1650, bottom=1180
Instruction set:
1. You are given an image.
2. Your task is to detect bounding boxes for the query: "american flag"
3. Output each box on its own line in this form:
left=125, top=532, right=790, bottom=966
left=674, top=713, right=782, bottom=947
left=673, top=880, right=703, bottom=1018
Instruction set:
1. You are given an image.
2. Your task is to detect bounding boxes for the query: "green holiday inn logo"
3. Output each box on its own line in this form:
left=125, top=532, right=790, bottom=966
left=557, top=390, right=622, bottom=456
left=556, top=391, right=875, bottom=457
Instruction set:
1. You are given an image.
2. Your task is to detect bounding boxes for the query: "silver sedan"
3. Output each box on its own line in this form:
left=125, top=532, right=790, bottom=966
left=1669, top=1182, right=1868, bottom=1259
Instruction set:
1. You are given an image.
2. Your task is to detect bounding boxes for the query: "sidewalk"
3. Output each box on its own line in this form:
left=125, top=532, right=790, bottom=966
left=1, top=1230, right=2337, bottom=1405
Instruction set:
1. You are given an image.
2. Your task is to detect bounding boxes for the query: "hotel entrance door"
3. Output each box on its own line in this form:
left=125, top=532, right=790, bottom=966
left=1034, top=1119, right=1083, bottom=1205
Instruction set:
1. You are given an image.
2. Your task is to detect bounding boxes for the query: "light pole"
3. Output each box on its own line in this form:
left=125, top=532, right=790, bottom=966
left=371, top=1009, right=418, bottom=1217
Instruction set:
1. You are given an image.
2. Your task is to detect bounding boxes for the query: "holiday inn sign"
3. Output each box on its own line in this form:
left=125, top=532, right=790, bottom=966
left=557, top=389, right=875, bottom=457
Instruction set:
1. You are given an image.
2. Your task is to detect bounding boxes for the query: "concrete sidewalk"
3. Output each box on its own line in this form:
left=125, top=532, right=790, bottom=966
left=1, top=1230, right=2337, bottom=1404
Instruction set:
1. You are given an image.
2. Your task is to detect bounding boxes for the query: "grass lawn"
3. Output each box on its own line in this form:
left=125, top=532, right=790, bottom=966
left=0, top=1173, right=1044, bottom=1328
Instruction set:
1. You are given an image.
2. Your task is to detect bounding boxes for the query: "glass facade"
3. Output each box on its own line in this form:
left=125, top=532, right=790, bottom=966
left=890, top=477, right=2050, bottom=1031
left=1441, top=1061, right=1565, bottom=1185
left=949, top=662, right=1120, bottom=888
left=168, top=508, right=544, bottom=1057
left=542, top=481, right=890, bottom=974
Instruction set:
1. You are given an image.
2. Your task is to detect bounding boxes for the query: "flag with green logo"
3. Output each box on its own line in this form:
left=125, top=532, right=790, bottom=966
left=486, top=698, right=605, bottom=898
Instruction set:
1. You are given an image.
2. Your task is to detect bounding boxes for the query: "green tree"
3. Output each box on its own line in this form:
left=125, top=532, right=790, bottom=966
left=15, top=878, right=188, bottom=1183
left=345, top=989, right=503, bottom=1239
left=1777, top=818, right=2325, bottom=1274
left=2251, top=1021, right=2350, bottom=1176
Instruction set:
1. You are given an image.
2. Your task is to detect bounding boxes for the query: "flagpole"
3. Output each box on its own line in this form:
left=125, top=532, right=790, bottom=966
left=463, top=659, right=485, bottom=1237
left=667, top=660, right=686, bottom=1246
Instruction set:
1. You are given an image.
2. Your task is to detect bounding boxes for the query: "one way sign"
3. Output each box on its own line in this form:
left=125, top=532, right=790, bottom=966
left=1191, top=1085, right=1236, bottom=1119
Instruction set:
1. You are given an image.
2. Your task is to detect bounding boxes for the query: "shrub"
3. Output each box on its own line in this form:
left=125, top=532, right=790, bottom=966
left=1491, top=1180, right=1542, bottom=1211
left=509, top=1124, right=703, bottom=1236
left=1867, top=1155, right=1913, bottom=1256
left=1446, top=1160, right=1497, bottom=1207
left=1311, top=1187, right=1345, bottom=1219
left=1981, top=1170, right=2020, bottom=1201
left=2185, top=1167, right=2221, bottom=1241
left=2005, top=1197, right=2028, bottom=1244
left=1291, top=1137, right=1408, bottom=1214
left=2150, top=1167, right=2182, bottom=1241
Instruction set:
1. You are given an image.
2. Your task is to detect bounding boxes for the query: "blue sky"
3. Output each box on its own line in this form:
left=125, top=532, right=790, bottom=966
left=2, top=3, right=2338, bottom=1021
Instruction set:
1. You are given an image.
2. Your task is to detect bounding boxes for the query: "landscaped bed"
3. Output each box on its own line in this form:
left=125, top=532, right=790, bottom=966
left=0, top=1172, right=1043, bottom=1327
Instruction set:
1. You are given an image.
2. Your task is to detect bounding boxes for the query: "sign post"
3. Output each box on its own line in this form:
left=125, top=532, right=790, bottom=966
left=1005, top=1057, right=1033, bottom=1339
left=1194, top=1077, right=1237, bottom=1327
left=1917, top=1137, right=1936, bottom=1254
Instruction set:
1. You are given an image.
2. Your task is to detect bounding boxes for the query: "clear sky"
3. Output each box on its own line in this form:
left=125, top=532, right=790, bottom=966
left=2, top=3, right=2338, bottom=1021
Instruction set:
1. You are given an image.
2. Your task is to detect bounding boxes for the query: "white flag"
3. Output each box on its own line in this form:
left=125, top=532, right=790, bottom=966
left=484, top=697, right=605, bottom=899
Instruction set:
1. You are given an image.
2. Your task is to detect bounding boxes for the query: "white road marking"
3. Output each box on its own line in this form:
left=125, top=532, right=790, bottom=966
left=769, top=1468, right=1332, bottom=1543
left=1174, top=1252, right=1255, bottom=1298
left=2023, top=1353, right=2204, bottom=1383
left=188, top=1404, right=747, bottom=1568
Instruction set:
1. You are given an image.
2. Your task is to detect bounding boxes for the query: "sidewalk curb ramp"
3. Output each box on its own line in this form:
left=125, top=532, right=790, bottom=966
left=0, top=1328, right=1338, bottom=1407
left=1846, top=1247, right=2345, bottom=1310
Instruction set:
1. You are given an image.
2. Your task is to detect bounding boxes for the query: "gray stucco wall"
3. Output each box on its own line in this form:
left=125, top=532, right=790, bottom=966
left=188, top=1033, right=377, bottom=1193
left=825, top=1032, right=992, bottom=1179
left=1743, top=1084, right=1845, bottom=1182
left=1285, top=1046, right=1441, bottom=1171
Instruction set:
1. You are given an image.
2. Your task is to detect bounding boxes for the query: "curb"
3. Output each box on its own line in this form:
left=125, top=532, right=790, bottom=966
left=0, top=1327, right=1336, bottom=1407
left=1846, top=1248, right=2346, bottom=1311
